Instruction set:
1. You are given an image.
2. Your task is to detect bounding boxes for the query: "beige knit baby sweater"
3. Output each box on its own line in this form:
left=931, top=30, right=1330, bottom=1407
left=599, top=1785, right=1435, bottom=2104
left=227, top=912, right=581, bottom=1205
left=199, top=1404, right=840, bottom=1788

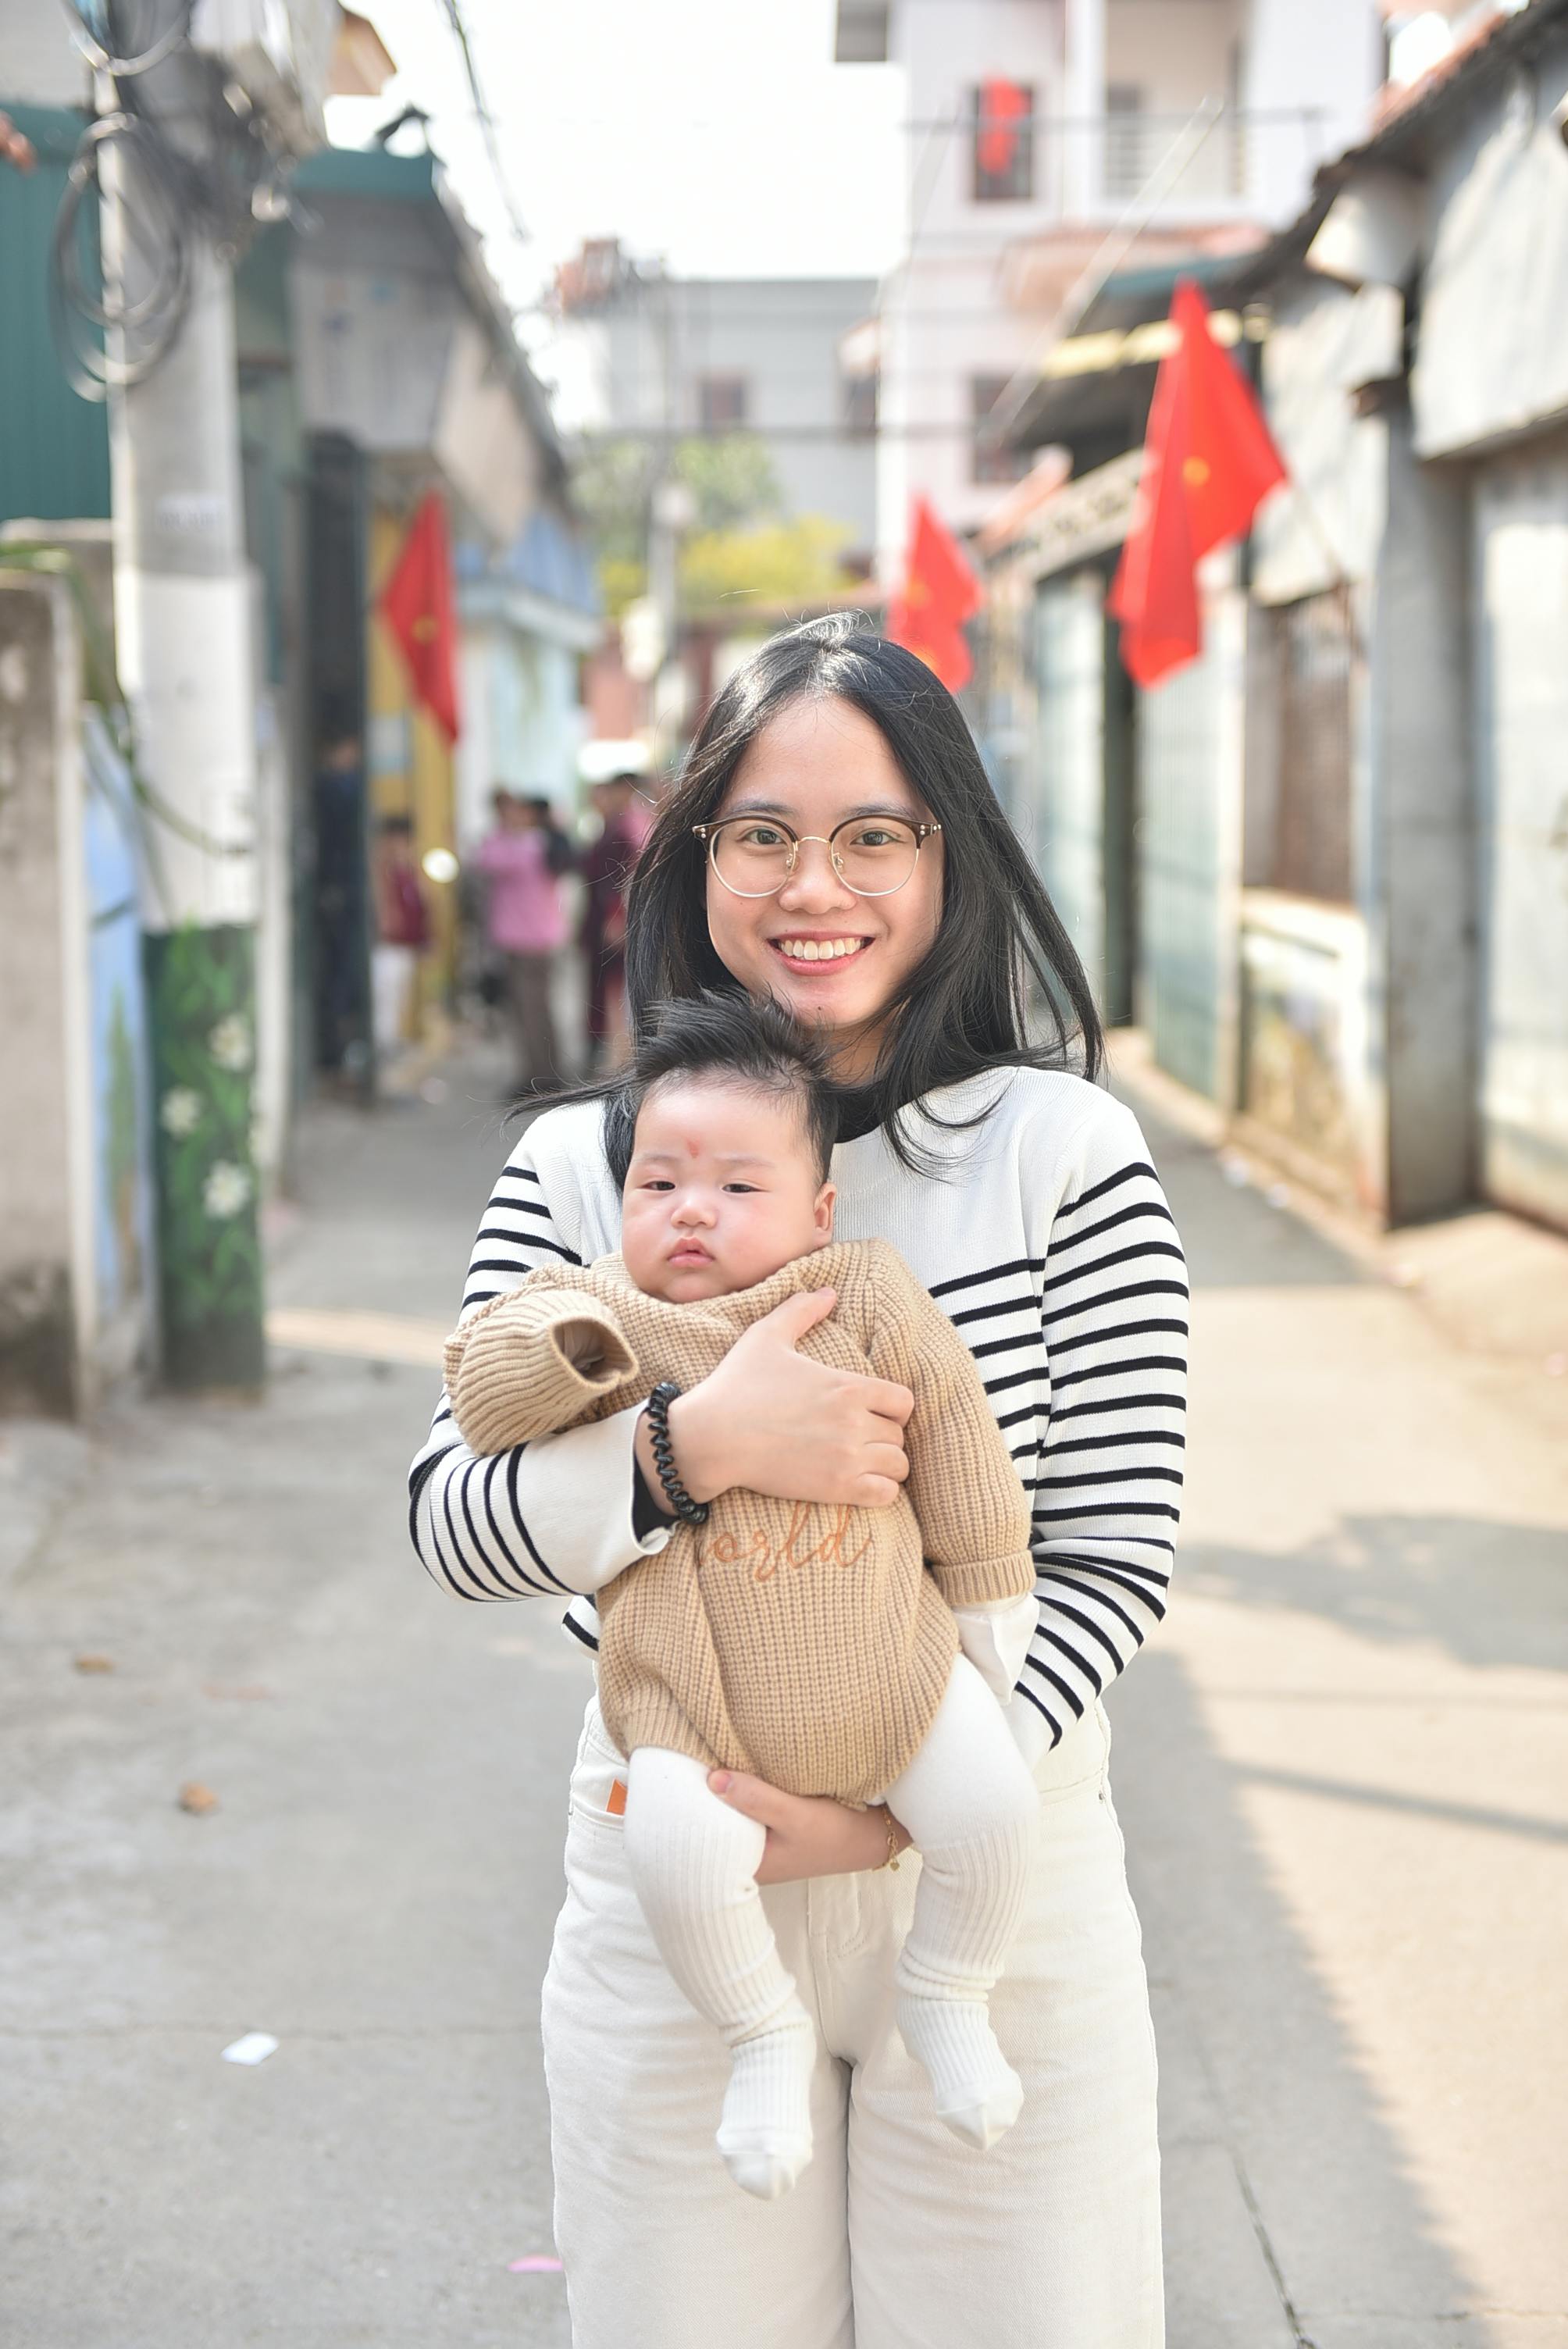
left=444, top=1238, right=1034, bottom=1803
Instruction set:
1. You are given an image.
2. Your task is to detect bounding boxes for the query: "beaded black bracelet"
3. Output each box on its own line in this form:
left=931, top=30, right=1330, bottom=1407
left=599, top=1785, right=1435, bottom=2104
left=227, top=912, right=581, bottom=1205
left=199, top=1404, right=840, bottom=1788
left=645, top=1380, right=710, bottom=1525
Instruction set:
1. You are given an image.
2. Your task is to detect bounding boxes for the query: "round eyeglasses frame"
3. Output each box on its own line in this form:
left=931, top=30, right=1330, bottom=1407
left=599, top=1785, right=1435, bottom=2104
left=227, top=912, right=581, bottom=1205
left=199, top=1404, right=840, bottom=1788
left=692, top=816, right=943, bottom=900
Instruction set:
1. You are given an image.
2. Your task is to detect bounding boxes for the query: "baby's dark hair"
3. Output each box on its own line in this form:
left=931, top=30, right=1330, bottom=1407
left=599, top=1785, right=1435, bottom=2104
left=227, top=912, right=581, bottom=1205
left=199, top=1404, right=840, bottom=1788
left=604, top=993, right=836, bottom=1189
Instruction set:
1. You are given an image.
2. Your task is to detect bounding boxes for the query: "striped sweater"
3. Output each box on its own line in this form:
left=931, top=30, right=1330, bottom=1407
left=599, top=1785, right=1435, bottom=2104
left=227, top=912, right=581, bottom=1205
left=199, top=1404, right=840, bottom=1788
left=408, top=1068, right=1187, bottom=1761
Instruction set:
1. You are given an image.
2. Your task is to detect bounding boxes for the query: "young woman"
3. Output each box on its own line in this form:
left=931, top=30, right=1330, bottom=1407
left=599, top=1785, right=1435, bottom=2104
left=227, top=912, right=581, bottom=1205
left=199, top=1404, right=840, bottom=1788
left=409, top=616, right=1187, bottom=2347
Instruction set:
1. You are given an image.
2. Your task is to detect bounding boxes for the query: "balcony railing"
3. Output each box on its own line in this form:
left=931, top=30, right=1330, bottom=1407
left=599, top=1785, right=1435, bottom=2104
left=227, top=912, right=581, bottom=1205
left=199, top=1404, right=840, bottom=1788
left=909, top=104, right=1338, bottom=226
left=1102, top=107, right=1258, bottom=205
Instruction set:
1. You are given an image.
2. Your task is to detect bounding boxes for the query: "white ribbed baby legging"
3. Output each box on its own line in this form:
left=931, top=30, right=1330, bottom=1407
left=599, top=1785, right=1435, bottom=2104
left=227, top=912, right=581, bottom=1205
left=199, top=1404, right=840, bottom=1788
left=622, top=1652, right=1039, bottom=2200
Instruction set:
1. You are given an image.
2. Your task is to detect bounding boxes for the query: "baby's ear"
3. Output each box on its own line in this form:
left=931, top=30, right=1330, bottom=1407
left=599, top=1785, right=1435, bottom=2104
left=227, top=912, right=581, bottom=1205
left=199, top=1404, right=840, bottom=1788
left=814, top=1179, right=837, bottom=1241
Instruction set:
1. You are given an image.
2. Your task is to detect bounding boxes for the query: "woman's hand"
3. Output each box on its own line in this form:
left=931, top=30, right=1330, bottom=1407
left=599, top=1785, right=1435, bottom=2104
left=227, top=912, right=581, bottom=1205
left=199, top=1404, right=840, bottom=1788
left=650, top=1289, right=914, bottom=1509
left=707, top=1770, right=911, bottom=1884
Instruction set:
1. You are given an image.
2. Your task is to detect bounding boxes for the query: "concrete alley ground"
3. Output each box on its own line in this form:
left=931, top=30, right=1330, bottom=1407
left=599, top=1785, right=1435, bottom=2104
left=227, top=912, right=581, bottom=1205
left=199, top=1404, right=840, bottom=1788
left=2, top=1039, right=1565, bottom=2349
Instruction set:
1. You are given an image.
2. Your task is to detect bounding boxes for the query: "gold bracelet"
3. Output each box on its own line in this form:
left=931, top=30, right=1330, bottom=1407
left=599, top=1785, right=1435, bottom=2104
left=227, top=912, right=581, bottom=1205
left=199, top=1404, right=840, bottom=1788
left=880, top=1805, right=902, bottom=1872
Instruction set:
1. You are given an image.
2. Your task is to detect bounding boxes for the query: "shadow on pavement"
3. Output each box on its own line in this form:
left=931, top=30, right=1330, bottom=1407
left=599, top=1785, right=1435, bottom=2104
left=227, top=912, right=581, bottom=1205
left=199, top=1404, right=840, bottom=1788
left=1114, top=1649, right=1493, bottom=2347
left=1182, top=1513, right=1568, bottom=1680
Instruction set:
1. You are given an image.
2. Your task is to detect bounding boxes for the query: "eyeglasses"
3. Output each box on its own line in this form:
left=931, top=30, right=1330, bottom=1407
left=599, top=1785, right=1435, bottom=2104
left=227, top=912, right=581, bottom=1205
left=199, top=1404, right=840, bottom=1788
left=693, top=814, right=942, bottom=900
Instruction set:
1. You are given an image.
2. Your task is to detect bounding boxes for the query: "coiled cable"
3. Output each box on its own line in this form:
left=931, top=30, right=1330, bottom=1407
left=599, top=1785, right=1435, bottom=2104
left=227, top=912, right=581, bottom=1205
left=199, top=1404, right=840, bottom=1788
left=50, top=105, right=193, bottom=396
left=55, top=0, right=196, bottom=80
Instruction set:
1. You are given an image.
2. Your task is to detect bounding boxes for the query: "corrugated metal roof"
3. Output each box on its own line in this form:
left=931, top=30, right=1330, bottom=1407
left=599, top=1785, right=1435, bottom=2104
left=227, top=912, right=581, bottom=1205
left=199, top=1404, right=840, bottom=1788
left=1342, top=0, right=1568, bottom=167
left=0, top=102, right=111, bottom=527
left=1227, top=0, right=1568, bottom=299
left=1004, top=254, right=1254, bottom=448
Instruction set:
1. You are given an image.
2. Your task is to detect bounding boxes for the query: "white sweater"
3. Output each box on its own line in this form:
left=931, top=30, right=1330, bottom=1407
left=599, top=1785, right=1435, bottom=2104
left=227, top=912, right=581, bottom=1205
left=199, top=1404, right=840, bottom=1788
left=408, top=1068, right=1187, bottom=1768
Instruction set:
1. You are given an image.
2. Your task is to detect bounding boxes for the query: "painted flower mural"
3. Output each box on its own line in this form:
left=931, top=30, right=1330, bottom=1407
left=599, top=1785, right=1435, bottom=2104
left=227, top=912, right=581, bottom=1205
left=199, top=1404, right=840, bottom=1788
left=202, top=1161, right=251, bottom=1219
left=144, top=922, right=263, bottom=1388
left=160, top=1087, right=202, bottom=1137
left=208, top=1014, right=252, bottom=1072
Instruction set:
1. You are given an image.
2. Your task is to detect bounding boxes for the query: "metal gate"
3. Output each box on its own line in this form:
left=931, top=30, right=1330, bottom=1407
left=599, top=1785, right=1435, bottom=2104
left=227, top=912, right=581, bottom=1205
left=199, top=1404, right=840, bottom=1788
left=1032, top=571, right=1108, bottom=1004
left=1137, top=590, right=1245, bottom=1104
left=1474, top=447, right=1568, bottom=1231
left=1269, top=588, right=1356, bottom=904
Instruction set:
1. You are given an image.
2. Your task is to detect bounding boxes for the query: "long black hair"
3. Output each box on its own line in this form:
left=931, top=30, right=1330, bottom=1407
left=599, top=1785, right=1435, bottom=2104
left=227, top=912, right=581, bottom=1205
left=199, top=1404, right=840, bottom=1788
left=620, top=612, right=1102, bottom=1168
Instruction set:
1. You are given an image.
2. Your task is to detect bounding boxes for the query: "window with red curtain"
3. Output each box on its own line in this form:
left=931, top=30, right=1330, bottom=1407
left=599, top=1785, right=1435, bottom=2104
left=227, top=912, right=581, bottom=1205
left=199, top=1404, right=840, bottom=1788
left=971, top=80, right=1034, bottom=202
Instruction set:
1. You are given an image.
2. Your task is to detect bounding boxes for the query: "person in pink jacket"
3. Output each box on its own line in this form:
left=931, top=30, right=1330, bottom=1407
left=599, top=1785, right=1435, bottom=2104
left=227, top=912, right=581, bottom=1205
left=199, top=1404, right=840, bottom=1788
left=476, top=790, right=571, bottom=1093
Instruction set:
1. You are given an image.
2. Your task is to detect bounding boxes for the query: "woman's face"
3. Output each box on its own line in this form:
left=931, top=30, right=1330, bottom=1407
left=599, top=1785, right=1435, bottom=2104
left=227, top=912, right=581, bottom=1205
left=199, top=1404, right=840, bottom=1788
left=704, top=696, right=944, bottom=1081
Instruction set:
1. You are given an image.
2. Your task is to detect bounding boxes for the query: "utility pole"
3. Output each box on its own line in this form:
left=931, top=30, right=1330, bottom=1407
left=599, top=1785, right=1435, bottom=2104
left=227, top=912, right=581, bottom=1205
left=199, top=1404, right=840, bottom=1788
left=99, top=8, right=265, bottom=1392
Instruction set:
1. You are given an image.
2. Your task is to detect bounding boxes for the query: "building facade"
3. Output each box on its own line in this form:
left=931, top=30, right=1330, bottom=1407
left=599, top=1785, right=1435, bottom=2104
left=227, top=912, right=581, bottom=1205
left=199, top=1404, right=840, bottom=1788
left=834, top=0, right=1384, bottom=573
left=0, top=5, right=592, bottom=1405
left=547, top=245, right=879, bottom=558
left=986, top=0, right=1568, bottom=1238
left=237, top=141, right=595, bottom=1089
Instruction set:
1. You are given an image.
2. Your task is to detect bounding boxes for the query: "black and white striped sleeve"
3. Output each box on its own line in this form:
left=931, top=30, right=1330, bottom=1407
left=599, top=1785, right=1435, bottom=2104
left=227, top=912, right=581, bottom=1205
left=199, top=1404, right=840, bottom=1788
left=1020, top=1100, right=1187, bottom=1745
left=407, top=1135, right=669, bottom=1605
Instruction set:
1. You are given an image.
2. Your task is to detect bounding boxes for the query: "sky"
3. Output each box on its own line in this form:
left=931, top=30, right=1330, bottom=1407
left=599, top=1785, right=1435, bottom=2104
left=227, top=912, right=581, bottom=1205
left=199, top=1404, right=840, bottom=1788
left=326, top=0, right=907, bottom=340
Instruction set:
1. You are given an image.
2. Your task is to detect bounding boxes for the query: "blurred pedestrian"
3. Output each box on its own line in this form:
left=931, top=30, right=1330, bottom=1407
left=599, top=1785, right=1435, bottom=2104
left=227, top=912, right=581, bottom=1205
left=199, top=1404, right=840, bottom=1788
left=371, top=813, right=429, bottom=1057
left=529, top=793, right=579, bottom=884
left=478, top=790, right=568, bottom=1094
left=579, top=772, right=648, bottom=1071
left=313, top=725, right=370, bottom=1074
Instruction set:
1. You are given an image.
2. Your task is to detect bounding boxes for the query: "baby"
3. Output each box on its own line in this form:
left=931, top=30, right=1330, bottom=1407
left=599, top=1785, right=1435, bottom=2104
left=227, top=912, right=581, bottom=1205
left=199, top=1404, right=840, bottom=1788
left=445, top=994, right=1040, bottom=2200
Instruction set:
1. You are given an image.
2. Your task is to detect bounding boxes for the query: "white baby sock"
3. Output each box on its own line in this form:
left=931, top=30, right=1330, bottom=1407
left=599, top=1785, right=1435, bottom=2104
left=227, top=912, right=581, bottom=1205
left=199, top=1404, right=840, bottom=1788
left=715, top=2012, right=818, bottom=2201
left=896, top=1934, right=1028, bottom=2150
left=883, top=1657, right=1039, bottom=2150
left=625, top=1747, right=816, bottom=2200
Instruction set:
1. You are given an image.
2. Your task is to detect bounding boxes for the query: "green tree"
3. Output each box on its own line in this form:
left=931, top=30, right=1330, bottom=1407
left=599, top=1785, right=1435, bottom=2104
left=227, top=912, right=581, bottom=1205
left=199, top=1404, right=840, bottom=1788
left=571, top=432, right=850, bottom=622
left=669, top=436, right=782, bottom=532
left=679, top=515, right=853, bottom=619
left=572, top=432, right=789, bottom=615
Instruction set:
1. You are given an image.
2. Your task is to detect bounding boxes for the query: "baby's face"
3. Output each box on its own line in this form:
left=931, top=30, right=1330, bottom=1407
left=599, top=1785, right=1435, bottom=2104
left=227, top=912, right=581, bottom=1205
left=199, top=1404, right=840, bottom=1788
left=621, top=1078, right=836, bottom=1303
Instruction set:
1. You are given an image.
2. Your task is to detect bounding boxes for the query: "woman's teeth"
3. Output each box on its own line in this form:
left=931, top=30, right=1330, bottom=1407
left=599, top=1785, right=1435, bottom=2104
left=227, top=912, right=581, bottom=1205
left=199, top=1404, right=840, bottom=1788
left=773, top=938, right=867, bottom=962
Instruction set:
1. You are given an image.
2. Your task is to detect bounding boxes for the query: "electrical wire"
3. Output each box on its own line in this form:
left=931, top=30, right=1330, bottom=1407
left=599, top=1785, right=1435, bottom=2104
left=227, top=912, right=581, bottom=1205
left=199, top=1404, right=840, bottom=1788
left=436, top=0, right=531, bottom=248
left=51, top=109, right=192, bottom=397
left=55, top=0, right=195, bottom=78
left=48, top=2, right=283, bottom=399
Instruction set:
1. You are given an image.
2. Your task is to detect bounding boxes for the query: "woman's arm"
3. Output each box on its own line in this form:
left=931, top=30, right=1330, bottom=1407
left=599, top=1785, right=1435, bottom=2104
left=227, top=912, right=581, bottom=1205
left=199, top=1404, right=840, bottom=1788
left=711, top=1096, right=1186, bottom=1867
left=1016, top=1096, right=1188, bottom=1748
left=409, top=1137, right=669, bottom=1602
left=705, top=1771, right=913, bottom=1881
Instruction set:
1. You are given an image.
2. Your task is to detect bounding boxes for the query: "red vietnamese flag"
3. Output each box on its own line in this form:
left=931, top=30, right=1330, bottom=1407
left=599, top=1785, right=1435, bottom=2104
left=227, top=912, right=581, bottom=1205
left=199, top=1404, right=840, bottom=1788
left=977, top=78, right=1030, bottom=178
left=1107, top=315, right=1202, bottom=686
left=886, top=497, right=984, bottom=692
left=379, top=490, right=461, bottom=743
left=1109, top=278, right=1287, bottom=688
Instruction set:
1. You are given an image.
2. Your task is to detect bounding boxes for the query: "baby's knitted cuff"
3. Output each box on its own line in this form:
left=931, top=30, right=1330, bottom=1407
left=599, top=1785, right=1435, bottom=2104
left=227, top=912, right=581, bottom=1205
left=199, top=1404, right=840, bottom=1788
left=444, top=1288, right=640, bottom=1456
left=935, top=1548, right=1037, bottom=1611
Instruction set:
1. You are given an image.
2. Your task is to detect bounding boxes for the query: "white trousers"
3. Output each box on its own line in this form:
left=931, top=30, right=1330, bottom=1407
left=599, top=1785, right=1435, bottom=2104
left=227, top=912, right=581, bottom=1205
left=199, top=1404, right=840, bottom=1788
left=541, top=1693, right=1164, bottom=2349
